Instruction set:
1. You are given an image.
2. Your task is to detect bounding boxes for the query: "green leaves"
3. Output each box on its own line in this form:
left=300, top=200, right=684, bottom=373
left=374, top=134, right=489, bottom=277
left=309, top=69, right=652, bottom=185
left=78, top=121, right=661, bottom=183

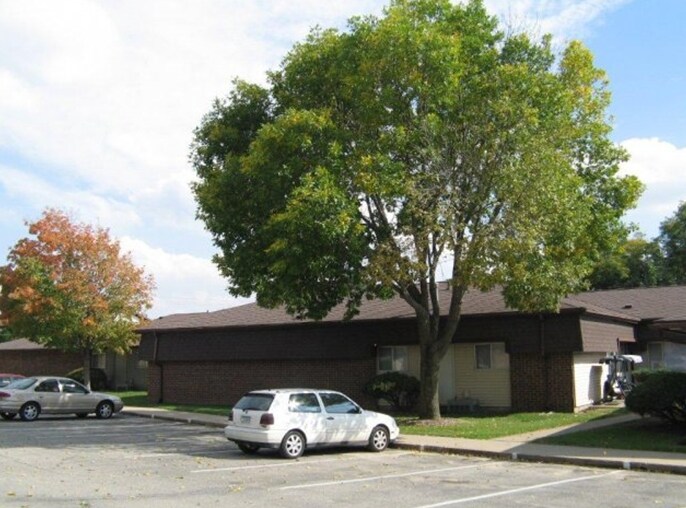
left=191, top=0, right=640, bottom=321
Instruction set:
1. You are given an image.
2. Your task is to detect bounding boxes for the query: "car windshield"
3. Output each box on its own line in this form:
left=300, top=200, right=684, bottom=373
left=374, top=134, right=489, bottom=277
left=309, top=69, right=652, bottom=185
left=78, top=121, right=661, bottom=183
left=7, top=377, right=38, bottom=390
left=235, top=393, right=274, bottom=411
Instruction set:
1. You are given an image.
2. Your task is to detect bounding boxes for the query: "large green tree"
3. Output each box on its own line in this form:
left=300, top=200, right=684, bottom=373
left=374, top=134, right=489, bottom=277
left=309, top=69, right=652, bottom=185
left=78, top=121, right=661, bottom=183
left=0, top=209, right=155, bottom=388
left=658, top=201, right=686, bottom=284
left=191, top=0, right=642, bottom=418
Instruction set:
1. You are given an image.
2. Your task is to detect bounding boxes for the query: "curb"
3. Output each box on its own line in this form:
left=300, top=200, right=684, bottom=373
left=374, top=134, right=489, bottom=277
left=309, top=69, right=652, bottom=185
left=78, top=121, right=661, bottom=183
left=392, top=442, right=686, bottom=476
left=123, top=409, right=226, bottom=428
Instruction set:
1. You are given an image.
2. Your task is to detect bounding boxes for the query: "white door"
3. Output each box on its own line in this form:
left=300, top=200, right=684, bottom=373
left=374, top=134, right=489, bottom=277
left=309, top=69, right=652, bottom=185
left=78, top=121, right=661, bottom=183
left=439, top=346, right=456, bottom=404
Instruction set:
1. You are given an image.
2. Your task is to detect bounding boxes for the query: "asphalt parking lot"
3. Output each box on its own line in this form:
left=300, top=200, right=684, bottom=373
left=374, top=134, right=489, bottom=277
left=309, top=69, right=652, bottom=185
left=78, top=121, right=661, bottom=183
left=1, top=414, right=685, bottom=507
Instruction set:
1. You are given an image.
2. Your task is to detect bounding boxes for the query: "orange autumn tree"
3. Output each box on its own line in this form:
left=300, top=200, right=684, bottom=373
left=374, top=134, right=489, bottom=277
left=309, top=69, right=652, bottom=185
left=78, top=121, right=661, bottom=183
left=0, top=209, right=155, bottom=388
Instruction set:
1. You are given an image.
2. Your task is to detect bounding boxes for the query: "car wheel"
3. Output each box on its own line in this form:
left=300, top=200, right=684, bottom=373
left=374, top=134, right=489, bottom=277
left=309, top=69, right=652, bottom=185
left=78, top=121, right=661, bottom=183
left=75, top=413, right=88, bottom=418
left=19, top=402, right=41, bottom=422
left=279, top=431, right=305, bottom=459
left=1, top=412, right=17, bottom=420
left=237, top=443, right=260, bottom=455
left=367, top=425, right=389, bottom=452
left=95, top=401, right=114, bottom=419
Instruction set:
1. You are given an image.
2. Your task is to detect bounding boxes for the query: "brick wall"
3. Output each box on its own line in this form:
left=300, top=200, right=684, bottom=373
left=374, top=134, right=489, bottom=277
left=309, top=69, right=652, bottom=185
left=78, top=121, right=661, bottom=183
left=0, top=350, right=82, bottom=377
left=147, top=358, right=378, bottom=408
left=510, top=352, right=575, bottom=412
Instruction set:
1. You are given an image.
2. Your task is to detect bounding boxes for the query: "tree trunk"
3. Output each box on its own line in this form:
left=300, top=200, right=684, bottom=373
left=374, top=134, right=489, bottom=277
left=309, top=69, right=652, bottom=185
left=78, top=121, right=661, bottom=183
left=413, top=284, right=465, bottom=420
left=82, top=348, right=92, bottom=390
left=418, top=341, right=442, bottom=419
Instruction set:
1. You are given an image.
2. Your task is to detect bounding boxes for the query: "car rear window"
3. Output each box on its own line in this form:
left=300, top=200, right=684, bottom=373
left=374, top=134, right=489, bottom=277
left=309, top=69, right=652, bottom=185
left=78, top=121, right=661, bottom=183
left=7, top=377, right=38, bottom=390
left=234, top=393, right=274, bottom=411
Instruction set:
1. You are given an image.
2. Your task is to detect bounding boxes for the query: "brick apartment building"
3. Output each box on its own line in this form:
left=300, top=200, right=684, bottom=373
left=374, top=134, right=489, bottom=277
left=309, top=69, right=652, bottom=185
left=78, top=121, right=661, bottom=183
left=138, top=285, right=686, bottom=412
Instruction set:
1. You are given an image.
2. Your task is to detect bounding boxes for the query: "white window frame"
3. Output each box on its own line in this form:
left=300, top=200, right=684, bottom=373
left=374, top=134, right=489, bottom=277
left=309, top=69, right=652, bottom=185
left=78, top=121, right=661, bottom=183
left=377, top=346, right=408, bottom=373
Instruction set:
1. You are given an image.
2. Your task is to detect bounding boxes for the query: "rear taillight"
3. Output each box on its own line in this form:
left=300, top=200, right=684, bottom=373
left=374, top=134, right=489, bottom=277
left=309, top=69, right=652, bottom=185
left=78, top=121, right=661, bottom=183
left=259, top=413, right=274, bottom=426
left=0, top=391, right=10, bottom=399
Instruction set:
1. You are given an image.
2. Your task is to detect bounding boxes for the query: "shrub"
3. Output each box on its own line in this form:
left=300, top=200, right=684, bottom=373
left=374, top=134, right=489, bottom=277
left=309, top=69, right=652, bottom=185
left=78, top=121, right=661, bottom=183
left=65, top=367, right=108, bottom=391
left=625, top=370, right=686, bottom=426
left=364, top=371, right=420, bottom=411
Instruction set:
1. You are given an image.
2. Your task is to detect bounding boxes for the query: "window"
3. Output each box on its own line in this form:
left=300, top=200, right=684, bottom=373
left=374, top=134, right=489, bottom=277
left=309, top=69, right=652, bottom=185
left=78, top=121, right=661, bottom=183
left=319, top=392, right=359, bottom=414
left=235, top=393, right=274, bottom=411
left=288, top=393, right=321, bottom=413
left=475, top=344, right=491, bottom=369
left=61, top=380, right=88, bottom=394
left=35, top=379, right=60, bottom=393
left=648, top=342, right=664, bottom=369
left=377, top=346, right=408, bottom=373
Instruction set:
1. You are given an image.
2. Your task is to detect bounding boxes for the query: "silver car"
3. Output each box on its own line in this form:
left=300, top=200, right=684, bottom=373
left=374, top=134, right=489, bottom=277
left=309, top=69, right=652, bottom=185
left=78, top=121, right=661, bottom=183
left=225, top=388, right=400, bottom=459
left=0, top=376, right=123, bottom=421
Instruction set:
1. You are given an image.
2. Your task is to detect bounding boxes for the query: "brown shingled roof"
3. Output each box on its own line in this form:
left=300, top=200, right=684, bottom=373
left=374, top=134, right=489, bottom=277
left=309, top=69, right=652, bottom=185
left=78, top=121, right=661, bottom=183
left=571, top=285, right=686, bottom=322
left=141, top=285, right=686, bottom=333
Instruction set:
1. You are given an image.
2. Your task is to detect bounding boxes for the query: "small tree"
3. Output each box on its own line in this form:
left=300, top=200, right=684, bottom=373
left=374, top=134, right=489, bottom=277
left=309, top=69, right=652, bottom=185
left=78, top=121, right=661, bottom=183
left=626, top=370, right=686, bottom=426
left=0, top=209, right=155, bottom=388
left=588, top=236, right=664, bottom=289
left=658, top=201, right=686, bottom=284
left=364, top=372, right=420, bottom=411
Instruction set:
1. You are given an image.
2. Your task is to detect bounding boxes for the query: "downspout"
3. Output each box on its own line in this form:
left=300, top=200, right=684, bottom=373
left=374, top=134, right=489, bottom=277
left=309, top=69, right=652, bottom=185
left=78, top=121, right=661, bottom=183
left=539, top=314, right=548, bottom=411
left=152, top=331, right=163, bottom=403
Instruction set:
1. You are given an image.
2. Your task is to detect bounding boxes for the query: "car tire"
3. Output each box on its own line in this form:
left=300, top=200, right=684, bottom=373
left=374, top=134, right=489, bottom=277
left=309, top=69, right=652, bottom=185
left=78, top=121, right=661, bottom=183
left=367, top=425, right=389, bottom=452
left=95, top=401, right=114, bottom=419
left=19, top=402, right=40, bottom=422
left=75, top=413, right=88, bottom=418
left=237, top=443, right=260, bottom=455
left=1, top=412, right=17, bottom=420
left=279, top=430, right=305, bottom=459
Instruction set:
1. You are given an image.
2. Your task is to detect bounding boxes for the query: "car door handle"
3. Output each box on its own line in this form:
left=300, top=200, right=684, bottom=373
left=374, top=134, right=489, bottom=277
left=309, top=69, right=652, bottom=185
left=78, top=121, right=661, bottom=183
left=327, top=417, right=334, bottom=420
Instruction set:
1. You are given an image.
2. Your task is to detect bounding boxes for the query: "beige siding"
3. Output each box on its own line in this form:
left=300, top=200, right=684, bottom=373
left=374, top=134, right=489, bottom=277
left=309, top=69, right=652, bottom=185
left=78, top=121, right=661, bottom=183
left=454, top=343, right=511, bottom=408
left=573, top=353, right=607, bottom=408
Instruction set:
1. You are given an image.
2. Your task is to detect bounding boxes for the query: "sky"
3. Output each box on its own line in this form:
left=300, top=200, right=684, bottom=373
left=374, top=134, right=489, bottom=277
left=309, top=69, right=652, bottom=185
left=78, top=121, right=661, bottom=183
left=1, top=0, right=685, bottom=319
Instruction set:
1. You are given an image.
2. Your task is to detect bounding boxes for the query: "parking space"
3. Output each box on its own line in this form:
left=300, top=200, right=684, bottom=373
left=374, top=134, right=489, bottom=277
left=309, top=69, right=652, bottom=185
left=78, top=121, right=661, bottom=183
left=1, top=414, right=685, bottom=507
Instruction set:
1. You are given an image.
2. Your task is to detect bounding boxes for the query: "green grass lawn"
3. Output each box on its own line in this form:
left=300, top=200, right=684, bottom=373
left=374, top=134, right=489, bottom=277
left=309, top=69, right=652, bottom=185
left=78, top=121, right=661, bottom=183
left=397, top=408, right=626, bottom=440
left=536, top=418, right=686, bottom=453
left=113, top=391, right=230, bottom=417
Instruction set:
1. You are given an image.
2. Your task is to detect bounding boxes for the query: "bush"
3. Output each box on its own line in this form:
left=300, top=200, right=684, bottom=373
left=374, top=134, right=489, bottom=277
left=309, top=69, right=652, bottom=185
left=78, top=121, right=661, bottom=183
left=364, top=371, right=420, bottom=411
left=625, top=370, right=686, bottom=426
left=65, top=367, right=108, bottom=391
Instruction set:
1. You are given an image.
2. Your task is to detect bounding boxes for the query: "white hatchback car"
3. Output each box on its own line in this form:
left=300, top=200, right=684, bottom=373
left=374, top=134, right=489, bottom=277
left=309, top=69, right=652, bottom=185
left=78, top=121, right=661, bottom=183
left=224, top=389, right=400, bottom=459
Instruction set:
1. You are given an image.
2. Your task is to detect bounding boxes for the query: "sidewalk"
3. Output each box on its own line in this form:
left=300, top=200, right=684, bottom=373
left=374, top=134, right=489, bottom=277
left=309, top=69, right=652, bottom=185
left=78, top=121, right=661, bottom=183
left=122, top=406, right=686, bottom=475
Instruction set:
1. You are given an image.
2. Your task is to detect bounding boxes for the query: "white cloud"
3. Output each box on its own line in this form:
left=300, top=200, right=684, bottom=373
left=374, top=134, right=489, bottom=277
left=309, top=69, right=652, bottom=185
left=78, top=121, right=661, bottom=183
left=119, top=236, right=251, bottom=318
left=619, top=138, right=686, bottom=237
left=0, top=165, right=142, bottom=231
left=486, top=0, right=630, bottom=41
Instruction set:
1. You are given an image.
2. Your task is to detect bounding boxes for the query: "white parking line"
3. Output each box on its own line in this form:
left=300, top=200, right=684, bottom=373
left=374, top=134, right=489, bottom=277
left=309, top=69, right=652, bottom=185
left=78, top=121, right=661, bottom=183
left=192, top=457, right=344, bottom=474
left=279, top=464, right=485, bottom=490
left=413, top=470, right=622, bottom=507
left=139, top=449, right=230, bottom=458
